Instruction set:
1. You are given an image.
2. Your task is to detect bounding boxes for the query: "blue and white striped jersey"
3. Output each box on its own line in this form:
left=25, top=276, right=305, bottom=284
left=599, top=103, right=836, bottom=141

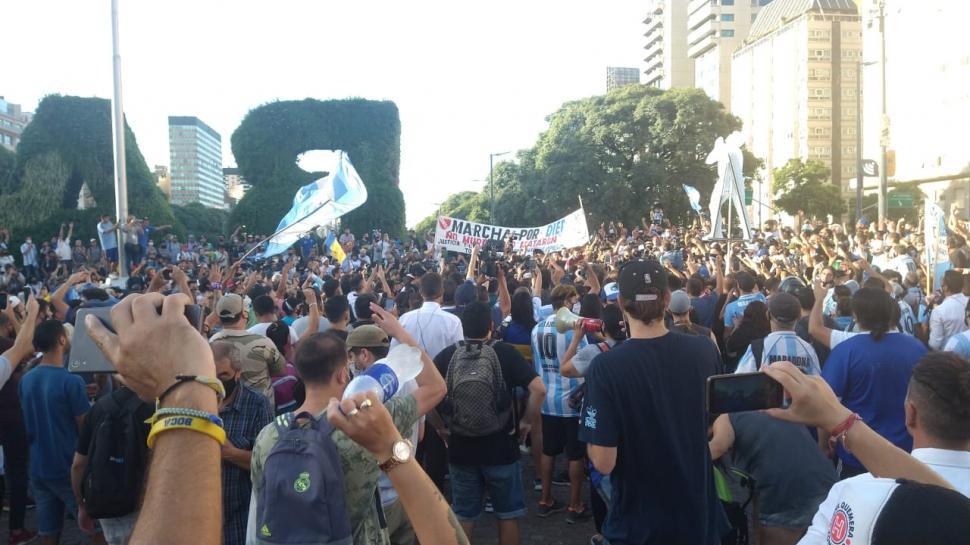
left=897, top=300, right=917, bottom=336
left=735, top=331, right=821, bottom=376
left=944, top=330, right=970, bottom=359
left=531, top=316, right=587, bottom=417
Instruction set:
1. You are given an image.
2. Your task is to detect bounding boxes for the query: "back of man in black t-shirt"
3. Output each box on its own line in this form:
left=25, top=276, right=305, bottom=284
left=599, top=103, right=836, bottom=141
left=579, top=260, right=728, bottom=545
left=433, top=301, right=545, bottom=543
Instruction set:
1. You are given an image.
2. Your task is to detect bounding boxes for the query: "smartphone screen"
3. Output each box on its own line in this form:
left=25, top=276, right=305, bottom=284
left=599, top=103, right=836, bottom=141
left=69, top=304, right=202, bottom=374
left=706, top=372, right=784, bottom=414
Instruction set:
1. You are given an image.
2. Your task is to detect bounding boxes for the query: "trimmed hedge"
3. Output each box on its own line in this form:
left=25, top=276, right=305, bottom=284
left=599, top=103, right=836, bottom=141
left=229, top=98, right=404, bottom=237
left=0, top=95, right=177, bottom=243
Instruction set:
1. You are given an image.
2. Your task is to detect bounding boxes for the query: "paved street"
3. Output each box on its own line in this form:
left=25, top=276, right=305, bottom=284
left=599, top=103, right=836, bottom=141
left=2, top=455, right=595, bottom=545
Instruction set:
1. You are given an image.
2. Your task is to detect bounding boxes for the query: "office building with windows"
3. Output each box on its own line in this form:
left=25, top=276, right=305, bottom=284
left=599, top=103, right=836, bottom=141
left=168, top=116, right=225, bottom=208
left=223, top=167, right=250, bottom=208
left=688, top=0, right=773, bottom=110
left=732, top=0, right=861, bottom=220
left=859, top=0, right=970, bottom=214
left=606, top=67, right=641, bottom=92
left=0, top=97, right=33, bottom=151
left=643, top=0, right=694, bottom=89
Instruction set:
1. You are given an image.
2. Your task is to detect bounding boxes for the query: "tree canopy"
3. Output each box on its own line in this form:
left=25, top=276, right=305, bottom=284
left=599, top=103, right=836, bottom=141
left=772, top=159, right=845, bottom=219
left=415, top=86, right=761, bottom=234
left=230, top=98, right=405, bottom=237
left=0, top=95, right=177, bottom=243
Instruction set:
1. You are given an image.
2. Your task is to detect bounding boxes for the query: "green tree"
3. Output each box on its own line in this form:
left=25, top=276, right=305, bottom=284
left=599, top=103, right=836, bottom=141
left=415, top=85, right=763, bottom=230
left=413, top=191, right=488, bottom=236
left=772, top=159, right=845, bottom=219
left=172, top=203, right=229, bottom=241
left=230, top=98, right=405, bottom=237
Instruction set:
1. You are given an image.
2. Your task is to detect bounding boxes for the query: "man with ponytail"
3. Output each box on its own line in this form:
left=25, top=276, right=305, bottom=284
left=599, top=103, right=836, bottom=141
left=820, top=287, right=928, bottom=478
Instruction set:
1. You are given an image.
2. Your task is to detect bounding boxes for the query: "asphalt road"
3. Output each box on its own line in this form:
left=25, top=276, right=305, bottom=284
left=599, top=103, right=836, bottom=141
left=2, top=454, right=595, bottom=545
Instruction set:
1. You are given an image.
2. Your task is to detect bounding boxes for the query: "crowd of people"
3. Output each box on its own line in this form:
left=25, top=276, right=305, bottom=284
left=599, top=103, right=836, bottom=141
left=0, top=204, right=969, bottom=545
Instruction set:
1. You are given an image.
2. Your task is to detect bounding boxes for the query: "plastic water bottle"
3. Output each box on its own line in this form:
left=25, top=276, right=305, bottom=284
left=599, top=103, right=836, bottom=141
left=342, top=344, right=423, bottom=403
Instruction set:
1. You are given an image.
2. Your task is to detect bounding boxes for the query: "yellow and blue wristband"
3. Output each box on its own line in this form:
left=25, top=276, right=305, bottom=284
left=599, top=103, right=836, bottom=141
left=147, top=414, right=226, bottom=449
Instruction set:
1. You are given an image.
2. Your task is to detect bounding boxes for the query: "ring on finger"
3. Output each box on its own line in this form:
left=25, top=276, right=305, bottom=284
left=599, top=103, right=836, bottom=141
left=347, top=408, right=360, bottom=417
left=360, top=399, right=374, bottom=410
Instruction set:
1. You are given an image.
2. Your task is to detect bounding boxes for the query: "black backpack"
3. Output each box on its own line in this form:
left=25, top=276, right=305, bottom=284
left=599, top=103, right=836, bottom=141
left=441, top=341, right=512, bottom=437
left=81, top=391, right=149, bottom=519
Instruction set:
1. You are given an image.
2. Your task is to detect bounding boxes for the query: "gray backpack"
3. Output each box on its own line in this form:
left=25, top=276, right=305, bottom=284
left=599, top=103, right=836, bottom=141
left=442, top=341, right=512, bottom=437
left=255, top=412, right=352, bottom=545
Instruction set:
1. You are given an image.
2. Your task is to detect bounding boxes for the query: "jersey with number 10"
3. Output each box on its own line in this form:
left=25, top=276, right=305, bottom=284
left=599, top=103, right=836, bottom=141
left=532, top=316, right=587, bottom=417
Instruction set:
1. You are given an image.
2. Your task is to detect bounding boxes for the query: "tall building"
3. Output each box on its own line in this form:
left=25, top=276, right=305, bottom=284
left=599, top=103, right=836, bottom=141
left=860, top=0, right=970, bottom=214
left=732, top=0, right=861, bottom=220
left=168, top=116, right=224, bottom=209
left=0, top=97, right=33, bottom=151
left=154, top=165, right=171, bottom=199
left=688, top=0, right=773, bottom=109
left=606, top=67, right=641, bottom=92
left=223, top=167, right=250, bottom=208
left=643, top=0, right=694, bottom=89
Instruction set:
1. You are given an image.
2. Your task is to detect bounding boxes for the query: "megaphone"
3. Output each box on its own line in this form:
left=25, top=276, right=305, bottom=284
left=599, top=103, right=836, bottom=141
left=555, top=307, right=604, bottom=334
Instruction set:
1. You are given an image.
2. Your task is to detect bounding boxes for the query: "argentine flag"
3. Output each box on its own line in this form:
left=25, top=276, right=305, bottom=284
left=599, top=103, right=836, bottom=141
left=682, top=184, right=702, bottom=213
left=260, top=150, right=368, bottom=258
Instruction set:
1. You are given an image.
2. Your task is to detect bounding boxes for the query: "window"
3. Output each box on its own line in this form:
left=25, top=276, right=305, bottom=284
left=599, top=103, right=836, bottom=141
left=721, top=13, right=735, bottom=21
left=752, top=13, right=758, bottom=22
left=721, top=29, right=735, bottom=37
left=721, top=0, right=734, bottom=5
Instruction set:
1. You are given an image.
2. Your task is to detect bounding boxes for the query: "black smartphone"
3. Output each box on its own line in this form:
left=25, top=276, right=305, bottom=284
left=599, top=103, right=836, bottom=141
left=706, top=372, right=784, bottom=414
left=0, top=293, right=7, bottom=311
left=68, top=304, right=202, bottom=374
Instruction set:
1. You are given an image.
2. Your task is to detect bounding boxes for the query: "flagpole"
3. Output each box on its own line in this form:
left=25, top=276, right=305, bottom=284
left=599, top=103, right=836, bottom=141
left=232, top=198, right=334, bottom=264
left=110, top=0, right=129, bottom=281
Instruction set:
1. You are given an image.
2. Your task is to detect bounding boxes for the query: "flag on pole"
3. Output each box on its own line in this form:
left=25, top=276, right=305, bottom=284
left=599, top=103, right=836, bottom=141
left=682, top=184, right=702, bottom=213
left=260, top=150, right=368, bottom=258
left=324, top=231, right=347, bottom=264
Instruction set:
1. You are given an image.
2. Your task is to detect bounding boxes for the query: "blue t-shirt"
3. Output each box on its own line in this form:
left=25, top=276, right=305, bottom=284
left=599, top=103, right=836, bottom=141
left=579, top=334, right=728, bottom=544
left=691, top=293, right=718, bottom=329
left=723, top=292, right=767, bottom=327
left=821, top=333, right=927, bottom=469
left=19, top=364, right=90, bottom=480
left=502, top=321, right=533, bottom=346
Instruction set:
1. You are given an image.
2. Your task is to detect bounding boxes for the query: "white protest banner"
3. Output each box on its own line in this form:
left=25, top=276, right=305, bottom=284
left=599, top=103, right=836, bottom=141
left=434, top=209, right=590, bottom=255
left=925, top=202, right=951, bottom=290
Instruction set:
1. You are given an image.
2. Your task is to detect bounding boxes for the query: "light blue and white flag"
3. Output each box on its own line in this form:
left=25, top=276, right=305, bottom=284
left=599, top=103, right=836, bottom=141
left=260, top=150, right=368, bottom=258
left=682, top=184, right=702, bottom=213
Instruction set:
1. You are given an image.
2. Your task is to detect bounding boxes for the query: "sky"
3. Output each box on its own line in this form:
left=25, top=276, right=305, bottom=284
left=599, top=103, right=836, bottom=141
left=4, top=0, right=645, bottom=227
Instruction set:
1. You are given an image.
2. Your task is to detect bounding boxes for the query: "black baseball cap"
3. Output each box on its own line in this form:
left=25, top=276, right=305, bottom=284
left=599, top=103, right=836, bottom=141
left=618, top=259, right=668, bottom=302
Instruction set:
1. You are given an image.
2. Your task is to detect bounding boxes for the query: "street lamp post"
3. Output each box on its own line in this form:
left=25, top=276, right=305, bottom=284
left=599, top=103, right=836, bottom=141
left=856, top=60, right=863, bottom=221
left=489, top=151, right=510, bottom=224
left=875, top=0, right=889, bottom=223
left=110, top=0, right=129, bottom=281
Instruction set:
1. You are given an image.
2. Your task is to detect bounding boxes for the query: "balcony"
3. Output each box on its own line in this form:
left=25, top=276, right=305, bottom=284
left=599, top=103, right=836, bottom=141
left=643, top=15, right=663, bottom=35
left=644, top=38, right=663, bottom=62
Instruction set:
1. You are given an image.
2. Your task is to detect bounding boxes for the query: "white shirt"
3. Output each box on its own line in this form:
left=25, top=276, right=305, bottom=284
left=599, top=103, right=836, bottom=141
left=289, top=315, right=331, bottom=338
left=247, top=322, right=299, bottom=346
left=929, top=293, right=969, bottom=350
left=0, top=355, right=11, bottom=390
left=799, top=448, right=970, bottom=545
left=55, top=238, right=72, bottom=261
left=393, top=301, right=463, bottom=360
left=735, top=331, right=821, bottom=375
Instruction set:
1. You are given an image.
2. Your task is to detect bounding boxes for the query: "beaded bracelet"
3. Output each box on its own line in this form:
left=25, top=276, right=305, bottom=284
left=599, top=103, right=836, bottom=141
left=147, top=415, right=226, bottom=449
left=149, top=407, right=224, bottom=428
left=158, top=375, right=226, bottom=404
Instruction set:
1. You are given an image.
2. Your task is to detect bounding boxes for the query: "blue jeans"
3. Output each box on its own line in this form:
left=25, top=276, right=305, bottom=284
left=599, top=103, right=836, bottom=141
left=32, top=477, right=79, bottom=536
left=449, top=461, right=526, bottom=521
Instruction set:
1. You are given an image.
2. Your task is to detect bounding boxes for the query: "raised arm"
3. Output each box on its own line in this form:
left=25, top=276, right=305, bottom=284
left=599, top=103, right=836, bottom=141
left=298, top=288, right=320, bottom=344
left=369, top=302, right=446, bottom=417
left=808, top=278, right=834, bottom=348
left=764, top=362, right=952, bottom=489
left=85, top=293, right=222, bottom=545
left=1, top=296, right=40, bottom=369
left=465, top=245, right=479, bottom=282
left=496, top=264, right=511, bottom=319
left=51, top=270, right=90, bottom=320
left=584, top=262, right=601, bottom=295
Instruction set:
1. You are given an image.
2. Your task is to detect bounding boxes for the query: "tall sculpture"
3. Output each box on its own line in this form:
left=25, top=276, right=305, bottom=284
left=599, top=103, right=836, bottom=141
left=705, top=131, right=752, bottom=241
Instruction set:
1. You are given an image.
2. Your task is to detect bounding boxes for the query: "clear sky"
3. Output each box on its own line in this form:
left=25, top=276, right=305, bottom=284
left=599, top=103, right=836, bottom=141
left=4, top=0, right=645, bottom=226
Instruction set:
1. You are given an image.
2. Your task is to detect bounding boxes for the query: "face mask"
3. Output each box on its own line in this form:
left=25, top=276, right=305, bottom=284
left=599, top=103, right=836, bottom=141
left=221, top=377, right=238, bottom=398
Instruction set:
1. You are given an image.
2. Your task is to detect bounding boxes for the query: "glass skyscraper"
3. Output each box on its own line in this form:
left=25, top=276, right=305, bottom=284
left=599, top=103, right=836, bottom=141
left=168, top=116, right=224, bottom=208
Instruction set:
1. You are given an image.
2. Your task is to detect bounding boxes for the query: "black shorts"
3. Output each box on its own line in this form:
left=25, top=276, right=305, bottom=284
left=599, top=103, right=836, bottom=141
left=541, top=414, right=585, bottom=461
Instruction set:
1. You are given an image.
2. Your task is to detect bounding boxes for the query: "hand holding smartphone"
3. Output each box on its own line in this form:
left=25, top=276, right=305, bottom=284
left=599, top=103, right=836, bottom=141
left=707, top=372, right=785, bottom=414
